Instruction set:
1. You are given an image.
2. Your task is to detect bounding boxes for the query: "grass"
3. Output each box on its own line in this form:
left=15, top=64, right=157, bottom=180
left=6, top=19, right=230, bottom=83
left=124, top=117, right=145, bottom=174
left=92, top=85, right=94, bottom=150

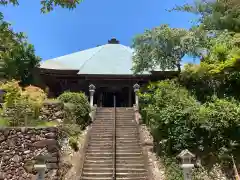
left=0, top=118, right=9, bottom=127
left=0, top=117, right=59, bottom=127
left=31, top=120, right=59, bottom=127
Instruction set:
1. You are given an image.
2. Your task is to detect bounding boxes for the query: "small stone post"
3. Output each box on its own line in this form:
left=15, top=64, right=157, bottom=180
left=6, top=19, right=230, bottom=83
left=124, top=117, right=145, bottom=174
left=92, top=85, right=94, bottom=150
left=177, top=149, right=195, bottom=180
left=34, top=164, right=47, bottom=180
left=133, top=83, right=140, bottom=109
left=89, top=84, right=96, bottom=108
left=34, top=154, right=47, bottom=180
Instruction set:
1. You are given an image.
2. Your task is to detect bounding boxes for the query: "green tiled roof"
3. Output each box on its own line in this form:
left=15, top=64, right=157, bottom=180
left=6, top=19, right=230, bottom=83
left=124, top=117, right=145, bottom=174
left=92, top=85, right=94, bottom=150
left=40, top=42, right=150, bottom=75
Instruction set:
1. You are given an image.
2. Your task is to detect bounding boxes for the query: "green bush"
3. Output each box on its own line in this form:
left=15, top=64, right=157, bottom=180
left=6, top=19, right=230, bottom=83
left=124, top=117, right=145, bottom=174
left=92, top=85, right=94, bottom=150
left=139, top=80, right=240, bottom=163
left=139, top=80, right=200, bottom=155
left=58, top=92, right=90, bottom=129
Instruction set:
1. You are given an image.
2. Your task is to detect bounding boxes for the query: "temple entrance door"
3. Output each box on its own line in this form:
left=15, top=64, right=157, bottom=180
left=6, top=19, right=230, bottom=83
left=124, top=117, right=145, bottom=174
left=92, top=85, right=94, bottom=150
left=101, top=87, right=130, bottom=107
left=102, top=91, right=114, bottom=107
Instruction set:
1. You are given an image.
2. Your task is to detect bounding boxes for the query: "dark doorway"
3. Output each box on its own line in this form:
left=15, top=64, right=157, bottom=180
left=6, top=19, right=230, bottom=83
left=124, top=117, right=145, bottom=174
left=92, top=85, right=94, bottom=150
left=100, top=87, right=133, bottom=107
left=102, top=91, right=114, bottom=107
left=102, top=91, right=125, bottom=107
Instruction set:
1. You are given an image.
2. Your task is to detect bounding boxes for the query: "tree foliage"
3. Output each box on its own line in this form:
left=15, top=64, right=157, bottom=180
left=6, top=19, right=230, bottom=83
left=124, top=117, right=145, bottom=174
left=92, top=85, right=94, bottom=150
left=132, top=24, right=201, bottom=73
left=0, top=13, right=40, bottom=85
left=136, top=0, right=240, bottom=177
left=0, top=0, right=82, bottom=13
left=173, top=0, right=240, bottom=32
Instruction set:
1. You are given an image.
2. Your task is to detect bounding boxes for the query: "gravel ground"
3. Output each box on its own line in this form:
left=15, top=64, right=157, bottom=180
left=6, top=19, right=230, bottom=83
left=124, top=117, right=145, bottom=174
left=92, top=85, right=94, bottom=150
left=140, top=124, right=166, bottom=180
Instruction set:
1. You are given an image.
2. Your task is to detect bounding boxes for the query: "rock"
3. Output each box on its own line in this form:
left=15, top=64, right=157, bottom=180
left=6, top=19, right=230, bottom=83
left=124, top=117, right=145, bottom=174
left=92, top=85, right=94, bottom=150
left=32, top=139, right=58, bottom=148
left=3, top=130, right=9, bottom=137
left=3, top=155, right=10, bottom=161
left=54, top=111, right=63, bottom=117
left=24, top=150, right=30, bottom=154
left=56, top=119, right=62, bottom=123
left=45, top=132, right=56, bottom=139
left=12, top=155, right=22, bottom=163
left=0, top=135, right=5, bottom=142
left=46, top=163, right=58, bottom=169
left=0, top=172, right=5, bottom=180
left=23, top=160, right=35, bottom=173
left=0, top=128, right=60, bottom=179
left=46, top=157, right=58, bottom=163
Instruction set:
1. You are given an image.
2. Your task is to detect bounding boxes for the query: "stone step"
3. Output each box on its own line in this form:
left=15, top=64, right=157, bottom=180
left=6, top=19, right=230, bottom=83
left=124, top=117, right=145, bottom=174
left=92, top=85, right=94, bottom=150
left=81, top=177, right=112, bottom=180
left=85, top=156, right=113, bottom=161
left=116, top=156, right=144, bottom=160
left=116, top=168, right=147, bottom=173
left=84, top=159, right=112, bottom=164
left=82, top=172, right=113, bottom=177
left=83, top=167, right=113, bottom=173
left=116, top=172, right=147, bottom=178
left=116, top=163, right=145, bottom=168
left=87, top=147, right=113, bottom=151
left=115, top=178, right=147, bottom=180
left=86, top=153, right=113, bottom=158
left=116, top=152, right=143, bottom=157
left=83, top=163, right=113, bottom=168
left=116, top=147, right=141, bottom=151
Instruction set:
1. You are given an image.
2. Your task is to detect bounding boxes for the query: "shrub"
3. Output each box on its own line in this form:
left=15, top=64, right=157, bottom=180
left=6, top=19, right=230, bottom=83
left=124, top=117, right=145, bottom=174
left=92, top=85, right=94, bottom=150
left=58, top=92, right=90, bottom=129
left=196, top=98, right=240, bottom=161
left=0, top=79, right=22, bottom=107
left=22, top=85, right=47, bottom=118
left=69, top=137, right=79, bottom=152
left=139, top=80, right=240, bottom=163
left=139, top=80, right=200, bottom=155
left=0, top=80, right=47, bottom=126
left=22, top=85, right=47, bottom=103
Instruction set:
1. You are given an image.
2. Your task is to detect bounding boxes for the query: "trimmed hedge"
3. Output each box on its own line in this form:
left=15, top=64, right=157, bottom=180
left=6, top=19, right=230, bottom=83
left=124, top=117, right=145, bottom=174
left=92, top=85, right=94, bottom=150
left=58, top=92, right=91, bottom=129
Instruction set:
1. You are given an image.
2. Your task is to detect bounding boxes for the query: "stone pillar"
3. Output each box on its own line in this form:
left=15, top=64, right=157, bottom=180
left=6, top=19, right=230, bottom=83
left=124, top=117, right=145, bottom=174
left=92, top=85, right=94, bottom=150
left=133, top=83, right=140, bottom=109
left=89, top=84, right=96, bottom=108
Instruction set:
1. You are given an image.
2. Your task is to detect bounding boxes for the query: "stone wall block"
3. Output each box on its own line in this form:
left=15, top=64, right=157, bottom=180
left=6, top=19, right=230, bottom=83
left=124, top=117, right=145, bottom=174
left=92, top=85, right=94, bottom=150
left=0, top=127, right=60, bottom=180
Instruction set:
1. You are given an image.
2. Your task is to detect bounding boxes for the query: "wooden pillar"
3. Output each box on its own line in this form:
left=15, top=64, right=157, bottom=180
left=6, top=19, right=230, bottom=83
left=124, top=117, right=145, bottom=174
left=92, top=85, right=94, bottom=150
left=128, top=87, right=132, bottom=107
left=99, top=92, right=103, bottom=107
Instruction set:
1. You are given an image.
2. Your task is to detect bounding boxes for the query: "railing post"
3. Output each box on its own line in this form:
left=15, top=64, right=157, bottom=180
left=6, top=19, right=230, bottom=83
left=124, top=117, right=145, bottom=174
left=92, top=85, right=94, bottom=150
left=89, top=84, right=96, bottom=108
left=112, top=94, right=116, bottom=180
left=133, top=83, right=140, bottom=109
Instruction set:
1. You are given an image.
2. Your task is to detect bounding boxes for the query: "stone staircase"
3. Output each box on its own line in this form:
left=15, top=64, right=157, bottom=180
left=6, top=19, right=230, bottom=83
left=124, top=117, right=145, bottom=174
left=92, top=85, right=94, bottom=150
left=80, top=107, right=148, bottom=180
left=116, top=108, right=148, bottom=180
left=80, top=108, right=114, bottom=180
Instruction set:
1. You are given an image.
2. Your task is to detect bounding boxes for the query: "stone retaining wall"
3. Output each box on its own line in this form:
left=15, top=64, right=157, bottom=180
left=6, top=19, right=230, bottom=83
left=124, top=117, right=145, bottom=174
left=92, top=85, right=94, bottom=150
left=0, top=127, right=60, bottom=180
left=39, top=100, right=64, bottom=122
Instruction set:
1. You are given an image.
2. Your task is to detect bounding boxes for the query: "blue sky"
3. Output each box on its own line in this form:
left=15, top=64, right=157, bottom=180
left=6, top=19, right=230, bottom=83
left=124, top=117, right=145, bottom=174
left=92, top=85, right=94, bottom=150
left=1, top=0, right=196, bottom=62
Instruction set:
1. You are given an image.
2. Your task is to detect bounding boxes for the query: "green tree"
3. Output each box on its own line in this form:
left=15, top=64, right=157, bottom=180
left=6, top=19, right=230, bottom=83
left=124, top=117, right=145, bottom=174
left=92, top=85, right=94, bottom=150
left=0, top=13, right=40, bottom=85
left=0, top=0, right=82, bottom=13
left=132, top=24, right=200, bottom=73
left=173, top=0, right=240, bottom=32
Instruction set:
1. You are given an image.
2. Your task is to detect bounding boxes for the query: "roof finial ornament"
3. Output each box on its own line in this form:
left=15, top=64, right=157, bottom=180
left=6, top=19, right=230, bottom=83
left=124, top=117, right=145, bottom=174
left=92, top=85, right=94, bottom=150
left=108, top=37, right=119, bottom=44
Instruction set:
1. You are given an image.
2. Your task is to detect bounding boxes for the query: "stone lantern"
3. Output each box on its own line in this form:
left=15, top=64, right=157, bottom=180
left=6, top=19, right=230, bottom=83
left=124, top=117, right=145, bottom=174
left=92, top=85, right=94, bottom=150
left=133, top=83, right=140, bottom=109
left=177, top=149, right=195, bottom=180
left=89, top=84, right=96, bottom=107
